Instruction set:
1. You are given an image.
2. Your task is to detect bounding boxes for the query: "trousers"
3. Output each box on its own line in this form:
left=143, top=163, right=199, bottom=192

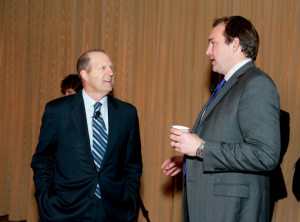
left=81, top=195, right=109, bottom=222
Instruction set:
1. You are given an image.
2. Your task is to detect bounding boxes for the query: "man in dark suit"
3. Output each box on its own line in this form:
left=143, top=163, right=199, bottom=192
left=162, top=16, right=281, bottom=222
left=31, top=49, right=142, bottom=222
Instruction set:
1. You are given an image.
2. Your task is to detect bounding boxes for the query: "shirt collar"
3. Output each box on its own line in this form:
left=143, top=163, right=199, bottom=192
left=224, top=58, right=252, bottom=81
left=82, top=89, right=108, bottom=111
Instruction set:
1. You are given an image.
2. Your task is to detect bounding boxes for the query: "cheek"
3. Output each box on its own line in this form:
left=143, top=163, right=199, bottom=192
left=216, top=49, right=226, bottom=60
left=212, top=47, right=218, bottom=56
left=99, top=73, right=106, bottom=79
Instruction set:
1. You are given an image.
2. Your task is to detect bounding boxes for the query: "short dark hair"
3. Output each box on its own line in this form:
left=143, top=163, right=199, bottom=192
left=61, top=74, right=83, bottom=94
left=213, top=16, right=259, bottom=61
left=76, top=49, right=107, bottom=78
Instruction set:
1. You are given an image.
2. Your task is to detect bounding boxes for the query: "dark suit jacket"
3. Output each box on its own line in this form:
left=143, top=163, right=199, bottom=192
left=31, top=92, right=142, bottom=222
left=184, top=62, right=281, bottom=222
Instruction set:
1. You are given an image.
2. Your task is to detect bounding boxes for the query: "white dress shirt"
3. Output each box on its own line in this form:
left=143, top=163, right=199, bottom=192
left=224, top=58, right=252, bottom=81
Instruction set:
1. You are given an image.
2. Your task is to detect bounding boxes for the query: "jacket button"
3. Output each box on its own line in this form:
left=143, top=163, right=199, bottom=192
left=98, top=173, right=100, bottom=177
left=88, top=195, right=92, bottom=199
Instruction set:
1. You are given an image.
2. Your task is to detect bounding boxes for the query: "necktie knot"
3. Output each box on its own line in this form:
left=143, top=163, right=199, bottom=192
left=94, top=102, right=102, bottom=112
left=201, top=78, right=227, bottom=119
left=215, top=78, right=226, bottom=92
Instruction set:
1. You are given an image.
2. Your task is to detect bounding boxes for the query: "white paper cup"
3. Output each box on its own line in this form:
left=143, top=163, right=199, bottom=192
left=172, top=125, right=190, bottom=132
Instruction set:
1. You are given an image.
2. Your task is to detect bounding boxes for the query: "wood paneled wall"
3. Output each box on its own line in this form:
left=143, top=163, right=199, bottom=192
left=0, top=0, right=299, bottom=221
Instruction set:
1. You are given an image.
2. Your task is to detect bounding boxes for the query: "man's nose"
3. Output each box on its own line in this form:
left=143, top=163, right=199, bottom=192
left=107, top=68, right=114, bottom=76
left=206, top=46, right=212, bottom=56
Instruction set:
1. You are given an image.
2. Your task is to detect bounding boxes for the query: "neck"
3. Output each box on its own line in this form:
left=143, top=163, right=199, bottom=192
left=84, top=88, right=107, bottom=102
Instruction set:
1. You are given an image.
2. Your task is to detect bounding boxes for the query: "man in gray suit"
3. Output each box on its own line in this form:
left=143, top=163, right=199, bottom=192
left=162, top=16, right=280, bottom=222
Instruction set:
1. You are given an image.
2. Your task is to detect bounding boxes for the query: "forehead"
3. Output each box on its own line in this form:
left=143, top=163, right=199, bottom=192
left=89, top=52, right=112, bottom=65
left=208, top=23, right=226, bottom=40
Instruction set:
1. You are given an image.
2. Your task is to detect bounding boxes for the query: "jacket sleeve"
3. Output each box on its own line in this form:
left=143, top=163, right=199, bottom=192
left=31, top=103, right=57, bottom=200
left=124, top=107, right=143, bottom=192
left=203, top=74, right=281, bottom=172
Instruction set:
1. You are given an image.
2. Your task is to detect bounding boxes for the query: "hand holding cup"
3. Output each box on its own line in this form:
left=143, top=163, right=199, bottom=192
left=170, top=125, right=203, bottom=156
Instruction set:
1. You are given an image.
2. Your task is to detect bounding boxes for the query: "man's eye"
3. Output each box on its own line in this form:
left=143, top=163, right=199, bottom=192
left=110, top=66, right=114, bottom=70
left=100, top=67, right=105, bottom=70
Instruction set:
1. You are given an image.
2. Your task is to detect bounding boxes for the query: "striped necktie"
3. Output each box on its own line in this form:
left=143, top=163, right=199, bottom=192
left=92, top=102, right=108, bottom=198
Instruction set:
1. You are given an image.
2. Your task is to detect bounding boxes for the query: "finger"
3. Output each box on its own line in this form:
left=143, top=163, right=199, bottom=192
left=170, top=128, right=182, bottom=136
left=165, top=162, right=176, bottom=170
left=170, top=141, right=174, bottom=147
left=170, top=134, right=179, bottom=142
left=165, top=167, right=178, bottom=176
left=163, top=162, right=177, bottom=174
left=171, top=168, right=182, bottom=176
left=161, top=158, right=172, bottom=169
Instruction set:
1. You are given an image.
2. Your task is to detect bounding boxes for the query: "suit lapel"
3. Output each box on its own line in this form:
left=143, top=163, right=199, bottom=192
left=70, top=92, right=94, bottom=164
left=191, top=100, right=209, bottom=134
left=100, top=96, right=119, bottom=170
left=195, top=62, right=256, bottom=133
left=199, top=76, right=238, bottom=124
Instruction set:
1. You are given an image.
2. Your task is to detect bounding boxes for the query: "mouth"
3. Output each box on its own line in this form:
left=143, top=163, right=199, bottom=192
left=210, top=59, right=215, bottom=64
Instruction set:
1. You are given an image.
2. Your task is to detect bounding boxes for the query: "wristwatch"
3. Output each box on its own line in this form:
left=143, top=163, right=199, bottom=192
left=196, top=140, right=205, bottom=159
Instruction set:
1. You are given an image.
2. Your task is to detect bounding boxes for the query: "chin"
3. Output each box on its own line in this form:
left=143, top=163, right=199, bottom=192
left=212, top=67, right=218, bottom=73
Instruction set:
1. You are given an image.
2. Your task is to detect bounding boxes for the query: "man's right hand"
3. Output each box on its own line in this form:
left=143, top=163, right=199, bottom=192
left=161, top=156, right=184, bottom=176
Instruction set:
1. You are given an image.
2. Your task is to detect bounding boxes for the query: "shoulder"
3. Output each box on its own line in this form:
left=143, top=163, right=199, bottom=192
left=49, top=94, right=74, bottom=104
left=239, top=66, right=277, bottom=90
left=46, top=95, right=74, bottom=109
left=108, top=96, right=139, bottom=125
left=237, top=67, right=280, bottom=108
left=108, top=96, right=137, bottom=112
left=43, top=93, right=83, bottom=116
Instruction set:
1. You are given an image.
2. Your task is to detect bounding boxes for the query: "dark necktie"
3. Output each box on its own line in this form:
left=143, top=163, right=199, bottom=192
left=202, top=78, right=226, bottom=118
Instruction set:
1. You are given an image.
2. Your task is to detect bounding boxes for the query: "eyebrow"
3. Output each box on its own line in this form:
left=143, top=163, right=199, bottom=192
left=208, top=38, right=213, bottom=43
left=98, top=63, right=113, bottom=67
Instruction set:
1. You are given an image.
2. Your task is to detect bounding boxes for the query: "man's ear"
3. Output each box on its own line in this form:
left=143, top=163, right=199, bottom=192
left=80, top=70, right=88, bottom=82
left=232, top=37, right=240, bottom=53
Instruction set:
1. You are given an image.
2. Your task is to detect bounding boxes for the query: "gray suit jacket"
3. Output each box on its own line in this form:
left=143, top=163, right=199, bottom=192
left=184, top=62, right=281, bottom=222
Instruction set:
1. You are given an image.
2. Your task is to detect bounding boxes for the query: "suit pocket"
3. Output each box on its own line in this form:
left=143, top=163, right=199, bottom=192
left=54, top=186, right=72, bottom=204
left=213, top=183, right=250, bottom=199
